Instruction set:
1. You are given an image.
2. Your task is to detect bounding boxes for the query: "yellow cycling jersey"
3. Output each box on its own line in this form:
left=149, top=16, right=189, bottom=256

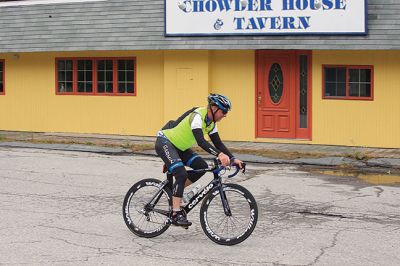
left=162, top=107, right=215, bottom=151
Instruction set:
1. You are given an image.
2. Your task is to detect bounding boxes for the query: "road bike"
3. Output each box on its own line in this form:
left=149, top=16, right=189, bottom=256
left=122, top=159, right=258, bottom=245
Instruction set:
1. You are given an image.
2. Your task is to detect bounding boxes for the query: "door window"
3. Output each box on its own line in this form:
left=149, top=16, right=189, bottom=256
left=268, top=63, right=283, bottom=103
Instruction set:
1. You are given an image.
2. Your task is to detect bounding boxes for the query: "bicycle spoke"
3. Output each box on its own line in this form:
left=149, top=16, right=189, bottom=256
left=205, top=189, right=253, bottom=238
left=228, top=216, right=239, bottom=232
left=150, top=211, right=166, bottom=225
left=215, top=214, right=228, bottom=233
left=136, top=213, right=146, bottom=229
left=153, top=212, right=164, bottom=225
left=224, top=217, right=229, bottom=236
left=126, top=184, right=170, bottom=234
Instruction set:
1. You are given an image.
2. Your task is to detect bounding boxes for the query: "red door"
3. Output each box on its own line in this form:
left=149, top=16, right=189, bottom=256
left=257, top=51, right=296, bottom=138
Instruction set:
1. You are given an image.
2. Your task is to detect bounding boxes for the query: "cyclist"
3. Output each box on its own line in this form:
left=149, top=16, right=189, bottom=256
left=155, top=93, right=244, bottom=227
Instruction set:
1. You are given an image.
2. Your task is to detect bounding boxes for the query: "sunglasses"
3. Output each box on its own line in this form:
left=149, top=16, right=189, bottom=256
left=220, top=108, right=228, bottom=115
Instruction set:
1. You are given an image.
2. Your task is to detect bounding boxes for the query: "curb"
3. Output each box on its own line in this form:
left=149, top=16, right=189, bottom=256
left=1, top=141, right=399, bottom=170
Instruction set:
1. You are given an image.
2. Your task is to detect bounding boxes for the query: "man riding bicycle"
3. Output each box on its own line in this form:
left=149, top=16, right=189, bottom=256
left=155, top=93, right=244, bottom=227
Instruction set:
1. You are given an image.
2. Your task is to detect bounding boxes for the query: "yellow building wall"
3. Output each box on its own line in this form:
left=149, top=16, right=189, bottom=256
left=1, top=50, right=399, bottom=148
left=312, top=51, right=400, bottom=148
left=163, top=51, right=209, bottom=121
left=210, top=50, right=400, bottom=148
left=209, top=50, right=255, bottom=141
left=0, top=51, right=165, bottom=136
left=0, top=50, right=257, bottom=142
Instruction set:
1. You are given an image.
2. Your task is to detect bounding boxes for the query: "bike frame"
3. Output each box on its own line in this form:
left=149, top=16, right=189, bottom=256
left=182, top=167, right=232, bottom=216
left=146, top=165, right=236, bottom=218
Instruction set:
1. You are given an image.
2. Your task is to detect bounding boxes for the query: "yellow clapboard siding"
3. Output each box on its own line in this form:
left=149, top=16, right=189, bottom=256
left=312, top=50, right=400, bottom=148
left=1, top=50, right=399, bottom=148
left=0, top=51, right=164, bottom=136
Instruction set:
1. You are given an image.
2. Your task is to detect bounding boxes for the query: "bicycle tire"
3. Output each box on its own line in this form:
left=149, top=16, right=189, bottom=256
left=200, top=183, right=258, bottom=245
left=122, top=178, right=172, bottom=238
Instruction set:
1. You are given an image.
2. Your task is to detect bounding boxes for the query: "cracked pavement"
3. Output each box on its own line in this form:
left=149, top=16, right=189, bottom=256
left=0, top=147, right=399, bottom=265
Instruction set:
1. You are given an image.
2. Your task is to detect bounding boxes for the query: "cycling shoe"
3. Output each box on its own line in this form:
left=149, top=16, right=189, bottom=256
left=171, top=211, right=192, bottom=227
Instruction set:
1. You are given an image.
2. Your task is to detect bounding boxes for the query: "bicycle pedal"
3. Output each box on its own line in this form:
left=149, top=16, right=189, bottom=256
left=170, top=223, right=191, bottom=228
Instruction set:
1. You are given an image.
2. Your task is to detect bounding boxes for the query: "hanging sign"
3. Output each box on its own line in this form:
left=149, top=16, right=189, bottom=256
left=165, top=0, right=367, bottom=36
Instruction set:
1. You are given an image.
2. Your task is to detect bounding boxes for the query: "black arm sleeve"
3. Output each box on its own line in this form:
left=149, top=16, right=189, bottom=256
left=209, top=132, right=234, bottom=159
left=192, top=128, right=221, bottom=156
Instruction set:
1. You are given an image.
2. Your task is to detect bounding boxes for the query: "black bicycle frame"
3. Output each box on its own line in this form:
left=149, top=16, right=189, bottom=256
left=147, top=161, right=244, bottom=218
left=182, top=170, right=232, bottom=216
left=147, top=166, right=232, bottom=218
left=143, top=178, right=172, bottom=217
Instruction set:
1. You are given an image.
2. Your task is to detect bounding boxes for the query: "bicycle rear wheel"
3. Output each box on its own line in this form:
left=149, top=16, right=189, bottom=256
left=123, top=178, right=172, bottom=238
left=200, top=183, right=258, bottom=245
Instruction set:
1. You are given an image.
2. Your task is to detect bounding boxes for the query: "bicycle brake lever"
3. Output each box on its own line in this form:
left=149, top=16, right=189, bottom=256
left=227, top=165, right=240, bottom=178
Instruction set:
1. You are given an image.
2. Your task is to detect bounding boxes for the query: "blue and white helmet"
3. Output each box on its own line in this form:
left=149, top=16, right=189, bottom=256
left=207, top=93, right=232, bottom=113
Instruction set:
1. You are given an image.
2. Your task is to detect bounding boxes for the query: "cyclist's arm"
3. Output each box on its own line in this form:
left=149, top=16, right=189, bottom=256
left=192, top=129, right=221, bottom=156
left=209, top=132, right=235, bottom=159
left=210, top=129, right=244, bottom=168
left=191, top=114, right=221, bottom=156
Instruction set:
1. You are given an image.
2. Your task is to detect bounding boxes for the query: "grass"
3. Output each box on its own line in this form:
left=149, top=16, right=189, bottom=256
left=10, top=137, right=313, bottom=158
left=0, top=132, right=382, bottom=161
left=122, top=143, right=154, bottom=152
left=191, top=147, right=326, bottom=160
left=1, top=134, right=325, bottom=159
left=32, top=139, right=80, bottom=145
left=236, top=148, right=326, bottom=160
left=0, top=136, right=154, bottom=152
left=344, top=150, right=371, bottom=161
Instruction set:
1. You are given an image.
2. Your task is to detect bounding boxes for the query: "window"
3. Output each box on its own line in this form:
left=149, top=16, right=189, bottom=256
left=56, top=57, right=136, bottom=96
left=299, top=55, right=308, bottom=128
left=323, top=65, right=373, bottom=100
left=118, top=60, right=135, bottom=94
left=97, top=60, right=113, bottom=93
left=57, top=59, right=73, bottom=93
left=0, top=60, right=4, bottom=95
left=77, top=60, right=93, bottom=93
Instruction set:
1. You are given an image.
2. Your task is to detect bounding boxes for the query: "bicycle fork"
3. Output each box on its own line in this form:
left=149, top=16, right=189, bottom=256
left=218, top=184, right=232, bottom=216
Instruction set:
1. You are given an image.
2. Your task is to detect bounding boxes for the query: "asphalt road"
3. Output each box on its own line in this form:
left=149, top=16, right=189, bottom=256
left=1, top=147, right=399, bottom=265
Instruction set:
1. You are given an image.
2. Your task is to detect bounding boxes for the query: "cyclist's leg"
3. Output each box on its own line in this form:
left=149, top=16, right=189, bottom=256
left=155, top=136, right=187, bottom=200
left=155, top=137, right=191, bottom=226
left=179, top=149, right=208, bottom=186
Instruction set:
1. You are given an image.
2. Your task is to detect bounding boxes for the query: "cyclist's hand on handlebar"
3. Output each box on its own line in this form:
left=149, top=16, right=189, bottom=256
left=232, top=158, right=245, bottom=169
left=217, top=152, right=230, bottom=166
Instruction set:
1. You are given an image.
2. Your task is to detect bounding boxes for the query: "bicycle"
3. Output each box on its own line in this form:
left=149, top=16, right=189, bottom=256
left=122, top=159, right=258, bottom=245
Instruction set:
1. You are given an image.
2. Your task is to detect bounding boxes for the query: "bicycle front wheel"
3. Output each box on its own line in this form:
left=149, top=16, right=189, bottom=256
left=200, top=183, right=258, bottom=245
left=122, top=178, right=172, bottom=238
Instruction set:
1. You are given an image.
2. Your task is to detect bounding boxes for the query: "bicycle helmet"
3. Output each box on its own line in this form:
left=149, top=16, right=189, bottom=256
left=207, top=93, right=232, bottom=113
